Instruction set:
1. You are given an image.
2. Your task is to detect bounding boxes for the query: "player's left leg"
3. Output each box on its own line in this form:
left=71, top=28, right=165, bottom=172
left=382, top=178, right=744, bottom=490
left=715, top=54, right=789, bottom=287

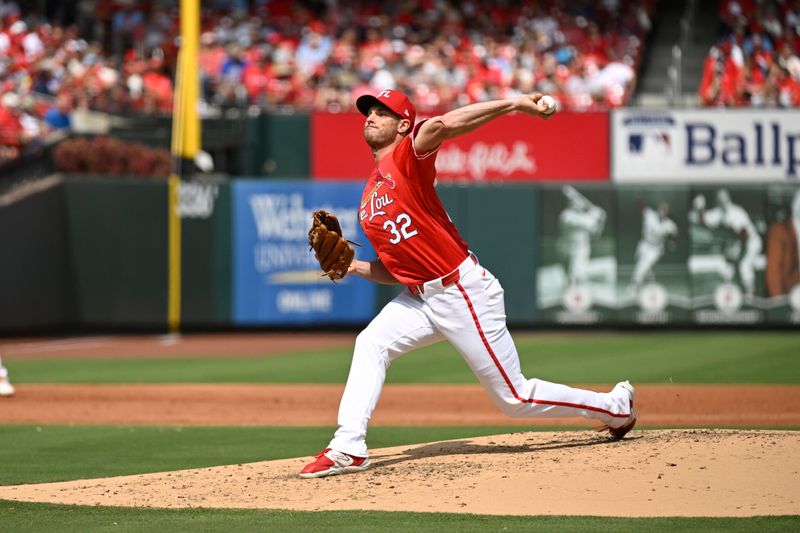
left=421, top=260, right=632, bottom=429
left=327, top=290, right=445, bottom=458
left=300, top=291, right=446, bottom=478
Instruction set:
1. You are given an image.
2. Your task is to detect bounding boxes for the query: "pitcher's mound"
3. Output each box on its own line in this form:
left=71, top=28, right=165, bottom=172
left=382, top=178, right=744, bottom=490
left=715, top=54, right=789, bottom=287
left=1, top=429, right=798, bottom=517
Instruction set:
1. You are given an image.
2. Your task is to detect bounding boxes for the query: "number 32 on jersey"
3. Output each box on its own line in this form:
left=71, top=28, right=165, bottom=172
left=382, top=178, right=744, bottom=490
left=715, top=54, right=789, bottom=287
left=383, top=213, right=418, bottom=244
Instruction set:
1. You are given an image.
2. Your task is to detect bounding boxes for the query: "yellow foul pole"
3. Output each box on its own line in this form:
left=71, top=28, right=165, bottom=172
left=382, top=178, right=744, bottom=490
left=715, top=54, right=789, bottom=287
left=168, top=0, right=201, bottom=333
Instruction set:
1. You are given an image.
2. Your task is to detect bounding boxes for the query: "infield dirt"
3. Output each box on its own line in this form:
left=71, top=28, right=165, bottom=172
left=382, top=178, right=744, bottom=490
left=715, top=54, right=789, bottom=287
left=1, top=383, right=799, bottom=426
left=4, top=333, right=798, bottom=426
left=0, top=429, right=798, bottom=517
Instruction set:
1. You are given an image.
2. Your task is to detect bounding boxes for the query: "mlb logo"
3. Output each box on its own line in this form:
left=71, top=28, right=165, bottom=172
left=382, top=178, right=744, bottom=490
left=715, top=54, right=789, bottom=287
left=616, top=113, right=679, bottom=178
left=628, top=131, right=671, bottom=155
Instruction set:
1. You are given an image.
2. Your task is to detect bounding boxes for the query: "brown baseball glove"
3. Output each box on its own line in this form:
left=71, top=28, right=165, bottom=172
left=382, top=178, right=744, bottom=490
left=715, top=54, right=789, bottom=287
left=308, top=209, right=358, bottom=281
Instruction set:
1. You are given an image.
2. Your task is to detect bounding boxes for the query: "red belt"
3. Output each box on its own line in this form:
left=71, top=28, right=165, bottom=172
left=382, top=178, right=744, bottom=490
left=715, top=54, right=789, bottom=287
left=408, top=254, right=477, bottom=296
left=408, top=269, right=461, bottom=295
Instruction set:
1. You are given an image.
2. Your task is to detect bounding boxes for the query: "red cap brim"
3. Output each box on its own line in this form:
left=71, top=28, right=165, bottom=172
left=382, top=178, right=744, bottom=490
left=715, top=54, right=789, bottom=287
left=356, top=94, right=399, bottom=118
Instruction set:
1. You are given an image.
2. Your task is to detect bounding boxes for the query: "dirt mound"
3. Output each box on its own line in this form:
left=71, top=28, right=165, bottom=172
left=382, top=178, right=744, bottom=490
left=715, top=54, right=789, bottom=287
left=1, top=429, right=797, bottom=517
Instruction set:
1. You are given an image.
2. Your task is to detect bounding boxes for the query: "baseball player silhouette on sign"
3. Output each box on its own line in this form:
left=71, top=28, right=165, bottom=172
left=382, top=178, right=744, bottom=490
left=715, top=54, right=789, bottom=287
left=559, top=185, right=608, bottom=287
left=631, top=200, right=678, bottom=292
left=299, top=90, right=636, bottom=479
left=690, top=189, right=763, bottom=300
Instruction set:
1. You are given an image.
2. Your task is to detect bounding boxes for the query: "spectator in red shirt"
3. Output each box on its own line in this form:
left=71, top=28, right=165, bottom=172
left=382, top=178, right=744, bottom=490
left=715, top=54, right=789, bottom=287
left=141, top=59, right=173, bottom=114
left=0, top=92, right=24, bottom=160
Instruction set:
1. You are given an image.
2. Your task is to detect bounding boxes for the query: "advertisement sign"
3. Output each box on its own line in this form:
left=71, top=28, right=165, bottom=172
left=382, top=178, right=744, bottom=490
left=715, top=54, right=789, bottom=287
left=615, top=187, right=691, bottom=324
left=312, top=112, right=609, bottom=182
left=613, top=109, right=800, bottom=182
left=310, top=112, right=371, bottom=180
left=537, top=185, right=616, bottom=324
left=687, top=186, right=767, bottom=324
left=231, top=180, right=376, bottom=325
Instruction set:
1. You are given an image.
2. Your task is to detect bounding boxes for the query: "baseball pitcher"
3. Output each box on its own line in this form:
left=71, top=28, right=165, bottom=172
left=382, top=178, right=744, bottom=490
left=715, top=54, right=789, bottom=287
left=300, top=90, right=636, bottom=479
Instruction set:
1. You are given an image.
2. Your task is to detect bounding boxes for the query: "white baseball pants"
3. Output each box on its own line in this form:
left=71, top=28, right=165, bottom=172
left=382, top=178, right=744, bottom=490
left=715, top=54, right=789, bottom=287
left=328, top=255, right=632, bottom=457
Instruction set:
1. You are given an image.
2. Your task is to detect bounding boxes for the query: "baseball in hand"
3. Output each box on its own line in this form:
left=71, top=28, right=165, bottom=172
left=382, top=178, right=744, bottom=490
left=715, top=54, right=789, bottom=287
left=540, top=95, right=556, bottom=115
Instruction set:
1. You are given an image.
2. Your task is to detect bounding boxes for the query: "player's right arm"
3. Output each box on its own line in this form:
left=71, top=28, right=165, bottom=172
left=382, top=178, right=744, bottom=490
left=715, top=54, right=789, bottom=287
left=348, top=258, right=401, bottom=285
left=414, top=94, right=553, bottom=154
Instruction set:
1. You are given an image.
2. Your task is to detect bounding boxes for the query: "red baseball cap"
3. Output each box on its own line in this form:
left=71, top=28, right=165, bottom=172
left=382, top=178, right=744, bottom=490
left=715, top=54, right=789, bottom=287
left=356, top=89, right=416, bottom=125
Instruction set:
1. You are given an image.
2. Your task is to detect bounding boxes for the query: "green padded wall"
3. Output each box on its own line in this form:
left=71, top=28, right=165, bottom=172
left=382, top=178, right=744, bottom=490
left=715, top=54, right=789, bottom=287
left=63, top=178, right=168, bottom=328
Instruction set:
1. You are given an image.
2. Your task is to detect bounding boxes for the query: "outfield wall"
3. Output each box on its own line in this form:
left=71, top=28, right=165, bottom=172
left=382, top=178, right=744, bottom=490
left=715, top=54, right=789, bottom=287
left=1, top=176, right=798, bottom=332
left=0, top=178, right=72, bottom=330
left=2, top=108, right=799, bottom=331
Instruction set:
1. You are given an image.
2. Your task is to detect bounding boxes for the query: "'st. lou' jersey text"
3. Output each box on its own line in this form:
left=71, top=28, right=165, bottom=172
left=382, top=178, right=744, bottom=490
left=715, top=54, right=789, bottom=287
left=359, top=126, right=468, bottom=286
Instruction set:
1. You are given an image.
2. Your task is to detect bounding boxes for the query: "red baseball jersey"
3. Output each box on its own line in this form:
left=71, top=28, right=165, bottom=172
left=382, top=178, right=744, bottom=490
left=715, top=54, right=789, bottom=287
left=359, top=122, right=469, bottom=286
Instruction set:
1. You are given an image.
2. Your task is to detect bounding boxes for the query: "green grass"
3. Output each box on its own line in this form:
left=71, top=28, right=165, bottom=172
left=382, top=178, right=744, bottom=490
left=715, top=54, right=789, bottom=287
left=6, top=332, right=800, bottom=384
left=0, top=425, right=546, bottom=485
left=1, top=501, right=797, bottom=533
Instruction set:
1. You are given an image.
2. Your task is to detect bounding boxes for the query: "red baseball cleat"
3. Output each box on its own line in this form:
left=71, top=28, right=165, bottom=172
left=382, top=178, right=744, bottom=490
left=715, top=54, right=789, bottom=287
left=299, top=448, right=371, bottom=479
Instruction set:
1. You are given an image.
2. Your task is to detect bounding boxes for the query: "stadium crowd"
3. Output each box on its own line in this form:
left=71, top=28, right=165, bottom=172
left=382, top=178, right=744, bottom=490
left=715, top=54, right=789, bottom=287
left=699, top=0, right=800, bottom=107
left=0, top=0, right=655, bottom=163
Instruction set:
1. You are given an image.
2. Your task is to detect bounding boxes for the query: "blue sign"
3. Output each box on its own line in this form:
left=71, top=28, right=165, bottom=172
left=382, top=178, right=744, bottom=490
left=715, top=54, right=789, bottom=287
left=232, top=180, right=376, bottom=325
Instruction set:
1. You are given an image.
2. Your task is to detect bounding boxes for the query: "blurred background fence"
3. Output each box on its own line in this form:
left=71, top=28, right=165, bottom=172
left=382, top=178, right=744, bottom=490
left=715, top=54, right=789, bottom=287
left=2, top=108, right=799, bottom=331
left=1, top=0, right=799, bottom=332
